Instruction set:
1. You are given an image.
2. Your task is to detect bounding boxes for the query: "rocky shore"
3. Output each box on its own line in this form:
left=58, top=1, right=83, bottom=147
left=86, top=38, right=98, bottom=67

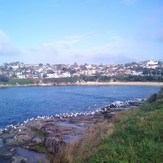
left=0, top=99, right=145, bottom=163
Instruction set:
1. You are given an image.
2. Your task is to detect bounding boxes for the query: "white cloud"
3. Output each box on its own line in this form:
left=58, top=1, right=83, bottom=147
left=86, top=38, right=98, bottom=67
left=22, top=32, right=140, bottom=64
left=157, top=29, right=163, bottom=43
left=0, top=30, right=9, bottom=43
left=1, top=30, right=159, bottom=64
left=0, top=30, right=20, bottom=56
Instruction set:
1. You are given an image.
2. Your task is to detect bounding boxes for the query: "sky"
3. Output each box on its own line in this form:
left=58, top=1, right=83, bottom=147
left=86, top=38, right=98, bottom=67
left=0, top=0, right=162, bottom=64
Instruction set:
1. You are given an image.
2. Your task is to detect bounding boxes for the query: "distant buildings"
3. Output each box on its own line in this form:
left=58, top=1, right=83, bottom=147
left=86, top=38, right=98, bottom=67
left=0, top=60, right=162, bottom=79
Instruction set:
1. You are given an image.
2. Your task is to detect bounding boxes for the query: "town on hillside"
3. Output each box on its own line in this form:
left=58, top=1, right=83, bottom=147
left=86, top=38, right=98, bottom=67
left=0, top=60, right=163, bottom=83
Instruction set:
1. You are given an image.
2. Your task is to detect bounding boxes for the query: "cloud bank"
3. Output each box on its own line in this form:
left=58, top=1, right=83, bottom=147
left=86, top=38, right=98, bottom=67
left=0, top=29, right=162, bottom=64
left=23, top=32, right=136, bottom=64
left=0, top=30, right=20, bottom=56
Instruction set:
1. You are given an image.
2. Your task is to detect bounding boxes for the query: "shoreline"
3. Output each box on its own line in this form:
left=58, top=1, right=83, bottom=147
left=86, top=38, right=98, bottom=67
left=0, top=81, right=163, bottom=88
left=0, top=98, right=145, bottom=162
left=75, top=81, right=163, bottom=86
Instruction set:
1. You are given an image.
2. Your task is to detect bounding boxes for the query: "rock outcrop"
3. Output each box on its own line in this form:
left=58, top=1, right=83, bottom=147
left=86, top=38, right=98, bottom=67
left=0, top=99, right=145, bottom=162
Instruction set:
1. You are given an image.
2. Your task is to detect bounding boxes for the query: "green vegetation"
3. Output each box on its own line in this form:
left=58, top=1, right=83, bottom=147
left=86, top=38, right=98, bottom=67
left=42, top=76, right=80, bottom=84
left=7, top=78, right=35, bottom=85
left=54, top=88, right=163, bottom=163
left=114, top=75, right=163, bottom=82
left=0, top=75, right=9, bottom=83
left=29, top=129, right=52, bottom=160
left=80, top=74, right=163, bottom=82
left=43, top=75, right=163, bottom=84
left=29, top=144, right=53, bottom=161
left=33, top=129, right=46, bottom=139
left=30, top=144, right=47, bottom=153
left=0, top=74, right=163, bottom=86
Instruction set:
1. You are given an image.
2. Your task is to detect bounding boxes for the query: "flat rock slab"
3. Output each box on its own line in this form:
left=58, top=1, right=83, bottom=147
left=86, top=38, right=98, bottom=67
left=0, top=110, right=116, bottom=162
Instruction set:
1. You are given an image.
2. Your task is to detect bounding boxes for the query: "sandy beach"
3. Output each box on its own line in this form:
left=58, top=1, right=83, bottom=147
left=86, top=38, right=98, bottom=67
left=0, top=81, right=163, bottom=88
left=75, top=81, right=163, bottom=86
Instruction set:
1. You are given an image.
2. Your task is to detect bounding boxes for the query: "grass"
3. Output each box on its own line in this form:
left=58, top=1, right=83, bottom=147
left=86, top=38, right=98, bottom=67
left=28, top=129, right=51, bottom=157
left=7, top=78, right=35, bottom=85
left=29, top=144, right=53, bottom=162
left=54, top=88, right=163, bottom=163
left=30, top=144, right=47, bottom=153
left=34, top=129, right=46, bottom=139
left=54, top=121, right=114, bottom=163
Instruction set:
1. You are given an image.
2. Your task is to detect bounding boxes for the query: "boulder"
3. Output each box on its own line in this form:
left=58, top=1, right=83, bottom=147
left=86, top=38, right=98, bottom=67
left=45, top=136, right=64, bottom=153
left=6, top=126, right=34, bottom=146
left=32, top=136, right=43, bottom=144
left=27, top=119, right=55, bottom=131
left=27, top=136, right=44, bottom=146
left=0, top=138, right=4, bottom=148
left=0, top=148, right=15, bottom=160
left=41, top=122, right=56, bottom=135
left=11, top=156, right=28, bottom=163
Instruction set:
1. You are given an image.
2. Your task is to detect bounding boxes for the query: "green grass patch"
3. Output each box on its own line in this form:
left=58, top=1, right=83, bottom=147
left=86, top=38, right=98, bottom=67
left=30, top=144, right=47, bottom=153
left=42, top=76, right=80, bottom=83
left=73, top=89, right=163, bottom=163
left=35, top=130, right=45, bottom=139
left=29, top=144, right=53, bottom=160
left=7, top=78, right=35, bottom=85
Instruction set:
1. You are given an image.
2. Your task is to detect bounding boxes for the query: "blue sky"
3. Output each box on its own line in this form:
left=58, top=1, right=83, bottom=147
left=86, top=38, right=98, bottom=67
left=0, top=0, right=162, bottom=64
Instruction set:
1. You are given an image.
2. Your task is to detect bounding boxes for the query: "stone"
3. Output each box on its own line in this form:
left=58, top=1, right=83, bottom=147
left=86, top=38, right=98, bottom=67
left=32, top=136, right=43, bottom=144
left=11, top=156, right=28, bottom=163
left=27, top=119, right=55, bottom=131
left=41, top=122, right=56, bottom=135
left=27, top=136, right=44, bottom=147
left=45, top=136, right=64, bottom=153
left=0, top=138, right=4, bottom=148
left=0, top=148, right=15, bottom=160
left=5, top=126, right=34, bottom=146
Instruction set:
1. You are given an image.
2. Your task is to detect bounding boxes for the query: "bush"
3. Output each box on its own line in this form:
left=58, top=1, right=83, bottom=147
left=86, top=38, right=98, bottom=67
left=42, top=77, right=80, bottom=83
left=0, top=75, right=9, bottom=82
left=147, top=87, right=163, bottom=103
left=147, top=93, right=158, bottom=103
left=7, top=78, right=35, bottom=85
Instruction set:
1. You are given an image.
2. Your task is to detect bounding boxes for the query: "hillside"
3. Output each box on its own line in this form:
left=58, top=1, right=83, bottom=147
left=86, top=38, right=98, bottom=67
left=54, top=88, right=163, bottom=163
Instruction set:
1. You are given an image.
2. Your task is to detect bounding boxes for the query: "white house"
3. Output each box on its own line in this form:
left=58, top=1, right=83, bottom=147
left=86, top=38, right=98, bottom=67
left=146, top=60, right=158, bottom=69
left=46, top=73, right=59, bottom=78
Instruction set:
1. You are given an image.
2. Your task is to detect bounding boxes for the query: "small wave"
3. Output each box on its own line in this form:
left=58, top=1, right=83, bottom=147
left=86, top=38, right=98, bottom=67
left=0, top=98, right=146, bottom=132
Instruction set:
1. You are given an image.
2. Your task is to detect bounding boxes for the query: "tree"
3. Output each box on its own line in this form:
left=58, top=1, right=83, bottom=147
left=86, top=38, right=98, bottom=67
left=0, top=75, right=9, bottom=82
left=39, top=63, right=43, bottom=67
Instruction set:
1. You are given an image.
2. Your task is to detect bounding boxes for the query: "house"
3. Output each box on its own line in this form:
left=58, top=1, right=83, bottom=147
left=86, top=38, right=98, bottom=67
left=146, top=60, right=158, bottom=69
left=17, top=74, right=26, bottom=79
left=46, top=73, right=59, bottom=78
left=62, top=72, right=71, bottom=78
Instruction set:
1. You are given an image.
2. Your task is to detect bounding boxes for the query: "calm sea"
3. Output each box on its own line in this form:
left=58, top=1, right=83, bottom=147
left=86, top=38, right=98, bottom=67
left=0, top=85, right=160, bottom=129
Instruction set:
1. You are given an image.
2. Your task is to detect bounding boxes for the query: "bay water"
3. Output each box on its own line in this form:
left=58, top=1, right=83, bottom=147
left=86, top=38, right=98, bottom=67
left=0, top=85, right=160, bottom=129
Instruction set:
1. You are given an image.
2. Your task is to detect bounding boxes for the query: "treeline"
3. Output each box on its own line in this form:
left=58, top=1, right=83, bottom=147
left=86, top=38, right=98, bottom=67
left=42, top=76, right=79, bottom=84
left=0, top=75, right=9, bottom=82
left=113, top=75, right=163, bottom=82
left=0, top=75, right=163, bottom=85
left=0, top=76, right=35, bottom=85
left=42, top=75, right=163, bottom=83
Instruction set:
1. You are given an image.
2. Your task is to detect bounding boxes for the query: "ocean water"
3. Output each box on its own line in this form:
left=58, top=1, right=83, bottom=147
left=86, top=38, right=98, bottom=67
left=0, top=85, right=160, bottom=129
